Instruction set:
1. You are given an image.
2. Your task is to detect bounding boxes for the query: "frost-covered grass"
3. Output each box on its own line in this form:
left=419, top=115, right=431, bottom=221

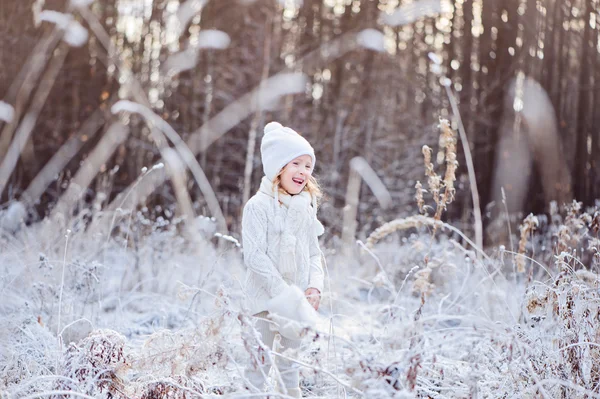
left=0, top=208, right=246, bottom=398
left=5, top=1, right=599, bottom=396
left=1, top=201, right=599, bottom=398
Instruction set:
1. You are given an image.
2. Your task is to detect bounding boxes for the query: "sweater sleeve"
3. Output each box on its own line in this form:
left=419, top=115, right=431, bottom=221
left=308, top=222, right=325, bottom=293
left=242, top=200, right=289, bottom=297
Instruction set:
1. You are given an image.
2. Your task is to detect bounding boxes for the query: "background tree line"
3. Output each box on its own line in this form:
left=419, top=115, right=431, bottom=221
left=0, top=0, right=598, bottom=242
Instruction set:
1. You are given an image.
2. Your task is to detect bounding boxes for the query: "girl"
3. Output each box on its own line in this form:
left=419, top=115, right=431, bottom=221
left=242, top=121, right=325, bottom=398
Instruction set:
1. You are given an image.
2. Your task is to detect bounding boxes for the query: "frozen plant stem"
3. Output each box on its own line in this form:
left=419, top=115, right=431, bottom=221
left=435, top=120, right=457, bottom=222
left=517, top=214, right=538, bottom=273
left=57, top=229, right=71, bottom=355
left=0, top=27, right=63, bottom=162
left=50, top=122, right=129, bottom=222
left=342, top=157, right=392, bottom=255
left=103, top=163, right=163, bottom=243
left=501, top=187, right=515, bottom=253
left=271, top=351, right=364, bottom=395
left=366, top=215, right=491, bottom=261
left=444, top=83, right=483, bottom=255
left=20, top=392, right=96, bottom=399
left=111, top=101, right=227, bottom=233
left=0, top=43, right=69, bottom=195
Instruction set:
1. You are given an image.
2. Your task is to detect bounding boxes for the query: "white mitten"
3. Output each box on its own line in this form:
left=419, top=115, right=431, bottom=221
left=265, top=285, right=317, bottom=340
left=313, top=219, right=325, bottom=236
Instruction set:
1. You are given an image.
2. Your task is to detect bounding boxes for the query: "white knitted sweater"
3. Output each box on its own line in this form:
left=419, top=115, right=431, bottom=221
left=242, top=176, right=325, bottom=315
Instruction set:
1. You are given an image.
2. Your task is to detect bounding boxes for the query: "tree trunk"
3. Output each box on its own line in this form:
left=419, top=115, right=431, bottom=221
left=574, top=0, right=592, bottom=203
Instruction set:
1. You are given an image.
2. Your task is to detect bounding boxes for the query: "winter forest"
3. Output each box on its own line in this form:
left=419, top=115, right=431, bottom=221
left=1, top=0, right=600, bottom=397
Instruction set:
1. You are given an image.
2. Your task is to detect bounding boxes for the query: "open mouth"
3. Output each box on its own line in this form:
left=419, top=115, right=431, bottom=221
left=292, top=177, right=304, bottom=186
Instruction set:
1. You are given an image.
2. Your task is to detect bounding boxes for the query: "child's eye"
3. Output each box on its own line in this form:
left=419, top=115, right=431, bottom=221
left=305, top=165, right=311, bottom=169
left=293, top=162, right=299, bottom=165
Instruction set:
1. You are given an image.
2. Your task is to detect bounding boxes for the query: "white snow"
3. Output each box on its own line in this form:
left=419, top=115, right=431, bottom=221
left=1, top=208, right=599, bottom=398
left=257, top=73, right=308, bottom=110
left=195, top=30, right=231, bottom=50
left=430, top=63, right=443, bottom=75
left=381, top=0, right=452, bottom=27
left=0, top=201, right=26, bottom=233
left=111, top=100, right=144, bottom=114
left=428, top=51, right=443, bottom=65
left=63, top=20, right=89, bottom=47
left=39, top=10, right=89, bottom=47
left=173, top=0, right=208, bottom=38
left=214, top=232, right=241, bottom=247
left=39, top=10, right=72, bottom=29
left=0, top=101, right=15, bottom=123
left=276, top=0, right=304, bottom=6
left=195, top=215, right=217, bottom=237
left=163, top=30, right=230, bottom=76
left=356, top=29, right=385, bottom=52
left=69, top=0, right=93, bottom=7
left=162, top=147, right=185, bottom=174
left=162, top=48, right=199, bottom=76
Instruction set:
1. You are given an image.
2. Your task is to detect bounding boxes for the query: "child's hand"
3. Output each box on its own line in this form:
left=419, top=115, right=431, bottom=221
left=305, top=288, right=321, bottom=311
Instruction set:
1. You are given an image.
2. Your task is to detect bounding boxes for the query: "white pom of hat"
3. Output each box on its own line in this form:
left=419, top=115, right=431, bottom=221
left=260, top=121, right=316, bottom=181
left=264, top=121, right=283, bottom=134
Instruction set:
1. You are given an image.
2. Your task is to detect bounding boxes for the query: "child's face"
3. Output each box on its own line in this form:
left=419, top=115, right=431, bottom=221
left=279, top=154, right=313, bottom=195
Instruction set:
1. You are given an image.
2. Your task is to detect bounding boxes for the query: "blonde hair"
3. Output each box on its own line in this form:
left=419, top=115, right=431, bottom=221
left=273, top=172, right=323, bottom=206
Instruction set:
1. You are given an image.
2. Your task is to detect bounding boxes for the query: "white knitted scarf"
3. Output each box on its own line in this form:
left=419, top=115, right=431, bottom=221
left=258, top=176, right=317, bottom=282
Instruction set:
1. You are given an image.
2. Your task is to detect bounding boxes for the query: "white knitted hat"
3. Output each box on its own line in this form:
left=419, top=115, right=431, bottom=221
left=260, top=121, right=316, bottom=181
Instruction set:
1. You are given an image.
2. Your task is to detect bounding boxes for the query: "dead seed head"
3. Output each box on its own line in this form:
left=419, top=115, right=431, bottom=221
left=517, top=214, right=539, bottom=272
left=415, top=181, right=425, bottom=215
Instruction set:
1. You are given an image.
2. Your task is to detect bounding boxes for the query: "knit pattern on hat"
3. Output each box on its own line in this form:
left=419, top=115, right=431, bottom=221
left=260, top=122, right=316, bottom=181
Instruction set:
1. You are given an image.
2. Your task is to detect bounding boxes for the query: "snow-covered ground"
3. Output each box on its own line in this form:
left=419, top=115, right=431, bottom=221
left=1, top=204, right=599, bottom=399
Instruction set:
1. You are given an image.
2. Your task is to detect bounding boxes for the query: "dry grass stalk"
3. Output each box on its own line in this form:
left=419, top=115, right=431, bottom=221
left=365, top=214, right=491, bottom=261
left=525, top=266, right=600, bottom=391
left=591, top=211, right=600, bottom=234
left=412, top=266, right=435, bottom=296
left=551, top=202, right=600, bottom=269
left=415, top=181, right=425, bottom=215
left=589, top=237, right=600, bottom=267
left=422, top=145, right=440, bottom=209
left=516, top=213, right=539, bottom=272
left=440, top=121, right=457, bottom=202
left=442, top=84, right=484, bottom=252
left=417, top=120, right=459, bottom=236
left=556, top=225, right=571, bottom=255
left=365, top=215, right=444, bottom=249
left=433, top=120, right=458, bottom=222
left=369, top=121, right=460, bottom=255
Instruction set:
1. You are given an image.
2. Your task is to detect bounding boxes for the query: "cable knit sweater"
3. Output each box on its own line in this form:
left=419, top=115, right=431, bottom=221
left=242, top=176, right=325, bottom=315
